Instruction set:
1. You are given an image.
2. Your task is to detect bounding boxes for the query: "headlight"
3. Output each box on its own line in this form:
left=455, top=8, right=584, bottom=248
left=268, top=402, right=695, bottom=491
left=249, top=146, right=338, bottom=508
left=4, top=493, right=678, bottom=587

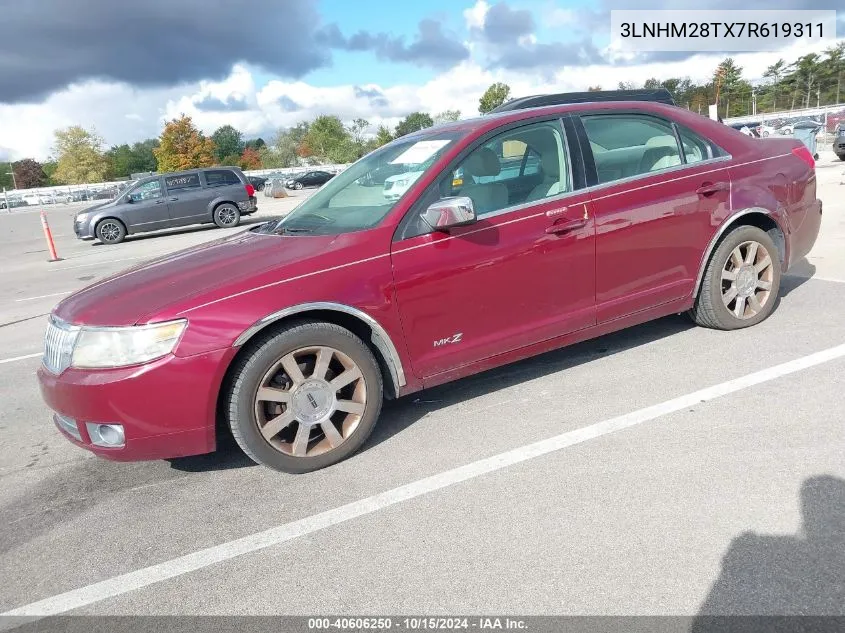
left=71, top=320, right=187, bottom=368
left=75, top=212, right=90, bottom=222
left=394, top=179, right=407, bottom=187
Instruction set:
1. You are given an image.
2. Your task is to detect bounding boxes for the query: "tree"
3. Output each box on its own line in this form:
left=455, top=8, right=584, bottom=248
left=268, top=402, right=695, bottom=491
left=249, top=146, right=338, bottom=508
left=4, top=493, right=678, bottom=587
left=301, top=115, right=357, bottom=163
left=764, top=59, right=787, bottom=111
left=587, top=86, right=602, bottom=92
left=394, top=112, right=434, bottom=138
left=42, top=161, right=58, bottom=185
left=52, top=126, right=108, bottom=184
left=211, top=125, right=244, bottom=162
left=219, top=154, right=242, bottom=167
left=244, top=137, right=266, bottom=151
left=13, top=159, right=47, bottom=189
left=153, top=115, right=216, bottom=172
left=433, top=110, right=461, bottom=124
left=618, top=81, right=638, bottom=90
left=478, top=82, right=511, bottom=114
left=239, top=147, right=262, bottom=170
left=260, top=123, right=309, bottom=168
left=714, top=58, right=743, bottom=117
left=348, top=118, right=369, bottom=145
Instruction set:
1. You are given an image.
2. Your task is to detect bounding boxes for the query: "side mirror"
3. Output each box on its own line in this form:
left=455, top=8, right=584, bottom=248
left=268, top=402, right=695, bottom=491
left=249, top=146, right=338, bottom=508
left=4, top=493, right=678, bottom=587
left=421, top=196, right=476, bottom=231
left=125, top=195, right=135, bottom=203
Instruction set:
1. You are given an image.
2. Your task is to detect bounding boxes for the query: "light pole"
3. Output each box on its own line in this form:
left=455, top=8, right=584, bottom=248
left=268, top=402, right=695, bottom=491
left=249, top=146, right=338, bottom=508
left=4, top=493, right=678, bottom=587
left=5, top=163, right=17, bottom=190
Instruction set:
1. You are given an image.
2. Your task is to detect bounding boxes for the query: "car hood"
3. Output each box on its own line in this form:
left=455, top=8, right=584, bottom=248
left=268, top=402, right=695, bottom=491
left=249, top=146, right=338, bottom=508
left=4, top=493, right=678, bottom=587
left=54, top=226, right=343, bottom=327
left=80, top=199, right=117, bottom=214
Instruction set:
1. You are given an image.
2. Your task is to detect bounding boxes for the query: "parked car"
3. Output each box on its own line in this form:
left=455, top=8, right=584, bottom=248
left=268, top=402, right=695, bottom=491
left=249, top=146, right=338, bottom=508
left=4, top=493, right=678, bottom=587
left=285, top=170, right=335, bottom=189
left=22, top=193, right=44, bottom=206
left=72, top=166, right=257, bottom=244
left=39, top=94, right=821, bottom=473
left=248, top=175, right=268, bottom=191
left=757, top=124, right=778, bottom=137
left=833, top=122, right=845, bottom=161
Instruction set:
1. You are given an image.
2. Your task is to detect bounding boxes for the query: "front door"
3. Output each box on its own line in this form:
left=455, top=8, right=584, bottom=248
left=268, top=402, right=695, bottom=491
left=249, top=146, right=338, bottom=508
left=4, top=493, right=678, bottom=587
left=122, top=178, right=170, bottom=231
left=164, top=172, right=209, bottom=225
left=577, top=113, right=731, bottom=322
left=391, top=119, right=596, bottom=379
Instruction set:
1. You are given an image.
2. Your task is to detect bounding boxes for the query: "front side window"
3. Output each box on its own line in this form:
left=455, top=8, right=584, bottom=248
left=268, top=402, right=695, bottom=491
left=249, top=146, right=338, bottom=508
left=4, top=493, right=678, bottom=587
left=164, top=173, right=201, bottom=192
left=269, top=131, right=464, bottom=235
left=205, top=169, right=240, bottom=187
left=439, top=120, right=569, bottom=217
left=127, top=179, right=162, bottom=201
left=582, top=114, right=682, bottom=184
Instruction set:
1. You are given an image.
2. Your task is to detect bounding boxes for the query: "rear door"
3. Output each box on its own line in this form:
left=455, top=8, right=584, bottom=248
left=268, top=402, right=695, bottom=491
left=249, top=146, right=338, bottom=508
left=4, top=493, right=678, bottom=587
left=576, top=111, right=731, bottom=322
left=164, top=172, right=209, bottom=225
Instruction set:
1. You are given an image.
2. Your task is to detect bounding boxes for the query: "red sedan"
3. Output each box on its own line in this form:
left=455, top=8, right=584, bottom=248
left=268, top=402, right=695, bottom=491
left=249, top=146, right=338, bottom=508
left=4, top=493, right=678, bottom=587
left=38, top=98, right=822, bottom=473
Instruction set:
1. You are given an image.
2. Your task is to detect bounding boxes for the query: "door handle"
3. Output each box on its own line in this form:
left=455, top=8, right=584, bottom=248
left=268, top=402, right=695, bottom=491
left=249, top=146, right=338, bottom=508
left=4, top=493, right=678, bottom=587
left=545, top=218, right=587, bottom=235
left=168, top=197, right=179, bottom=201
left=696, top=182, right=728, bottom=196
left=155, top=200, right=166, bottom=204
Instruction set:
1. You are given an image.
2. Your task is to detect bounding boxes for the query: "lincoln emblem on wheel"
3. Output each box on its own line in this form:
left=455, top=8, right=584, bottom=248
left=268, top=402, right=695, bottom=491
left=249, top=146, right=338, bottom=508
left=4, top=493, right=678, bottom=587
left=38, top=91, right=821, bottom=473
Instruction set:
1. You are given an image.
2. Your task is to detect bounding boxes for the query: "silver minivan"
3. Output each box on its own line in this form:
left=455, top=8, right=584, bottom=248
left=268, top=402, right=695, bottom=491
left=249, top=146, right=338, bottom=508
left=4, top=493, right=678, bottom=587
left=73, top=167, right=258, bottom=244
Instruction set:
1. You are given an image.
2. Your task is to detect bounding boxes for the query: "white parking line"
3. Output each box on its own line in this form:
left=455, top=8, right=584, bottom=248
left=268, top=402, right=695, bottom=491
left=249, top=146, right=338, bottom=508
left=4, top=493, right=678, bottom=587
left=4, top=342, right=845, bottom=617
left=0, top=352, right=41, bottom=365
left=14, top=291, right=71, bottom=302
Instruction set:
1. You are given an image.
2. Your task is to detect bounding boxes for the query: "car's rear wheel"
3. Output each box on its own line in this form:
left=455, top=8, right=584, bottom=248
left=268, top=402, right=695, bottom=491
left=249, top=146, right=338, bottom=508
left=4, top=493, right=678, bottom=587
left=225, top=321, right=383, bottom=473
left=213, top=203, right=241, bottom=228
left=95, top=218, right=126, bottom=244
left=690, top=225, right=781, bottom=330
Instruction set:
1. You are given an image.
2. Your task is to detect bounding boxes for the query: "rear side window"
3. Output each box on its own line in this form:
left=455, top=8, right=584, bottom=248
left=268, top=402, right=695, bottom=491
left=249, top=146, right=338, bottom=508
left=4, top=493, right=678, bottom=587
left=165, top=173, right=201, bottom=191
left=204, top=169, right=241, bottom=187
left=677, top=127, right=710, bottom=164
left=581, top=114, right=682, bottom=184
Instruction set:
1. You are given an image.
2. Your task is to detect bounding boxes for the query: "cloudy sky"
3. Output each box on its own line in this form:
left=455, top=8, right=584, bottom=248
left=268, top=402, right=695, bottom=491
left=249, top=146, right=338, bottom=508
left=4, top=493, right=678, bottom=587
left=0, top=0, right=842, bottom=161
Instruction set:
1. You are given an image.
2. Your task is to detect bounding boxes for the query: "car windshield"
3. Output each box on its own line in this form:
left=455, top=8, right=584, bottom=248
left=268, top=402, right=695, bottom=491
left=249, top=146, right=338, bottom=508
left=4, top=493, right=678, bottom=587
left=266, top=131, right=464, bottom=235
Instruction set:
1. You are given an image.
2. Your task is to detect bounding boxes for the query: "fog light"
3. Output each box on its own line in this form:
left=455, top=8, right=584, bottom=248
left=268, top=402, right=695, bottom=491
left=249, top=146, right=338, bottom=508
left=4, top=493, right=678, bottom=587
left=86, top=423, right=125, bottom=448
left=54, top=413, right=81, bottom=441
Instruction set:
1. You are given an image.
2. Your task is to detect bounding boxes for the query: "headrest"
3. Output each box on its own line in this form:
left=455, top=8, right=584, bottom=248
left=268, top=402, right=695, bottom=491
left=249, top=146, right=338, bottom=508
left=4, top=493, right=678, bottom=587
left=464, top=147, right=501, bottom=177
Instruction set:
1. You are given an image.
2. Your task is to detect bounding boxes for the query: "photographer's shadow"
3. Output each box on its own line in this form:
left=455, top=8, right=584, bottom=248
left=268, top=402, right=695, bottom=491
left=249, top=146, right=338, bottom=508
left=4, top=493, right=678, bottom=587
left=692, top=476, right=845, bottom=631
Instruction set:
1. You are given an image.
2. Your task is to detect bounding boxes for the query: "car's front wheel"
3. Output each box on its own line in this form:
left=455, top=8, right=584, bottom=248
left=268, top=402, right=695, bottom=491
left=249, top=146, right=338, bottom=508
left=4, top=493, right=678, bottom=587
left=294, top=181, right=303, bottom=190
left=690, top=225, right=781, bottom=330
left=225, top=321, right=383, bottom=473
left=95, top=218, right=126, bottom=244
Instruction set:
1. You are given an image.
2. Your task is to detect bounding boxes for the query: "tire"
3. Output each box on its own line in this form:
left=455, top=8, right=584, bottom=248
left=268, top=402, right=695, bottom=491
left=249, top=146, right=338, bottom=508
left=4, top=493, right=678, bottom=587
left=294, top=181, right=303, bottom=190
left=213, top=203, right=241, bottom=228
left=837, top=155, right=845, bottom=162
left=689, top=225, right=781, bottom=330
left=225, top=321, right=384, bottom=473
left=95, top=218, right=126, bottom=245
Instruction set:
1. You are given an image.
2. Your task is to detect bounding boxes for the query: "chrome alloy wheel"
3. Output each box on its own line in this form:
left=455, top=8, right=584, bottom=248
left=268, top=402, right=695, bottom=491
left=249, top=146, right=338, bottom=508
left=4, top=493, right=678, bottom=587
left=217, top=206, right=238, bottom=226
left=721, top=240, right=774, bottom=319
left=99, top=221, right=122, bottom=242
left=253, top=346, right=367, bottom=457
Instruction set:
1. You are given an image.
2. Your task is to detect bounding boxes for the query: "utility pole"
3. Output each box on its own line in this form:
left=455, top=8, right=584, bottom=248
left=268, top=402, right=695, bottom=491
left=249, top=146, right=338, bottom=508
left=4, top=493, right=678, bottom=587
left=817, top=87, right=821, bottom=108
left=5, top=163, right=17, bottom=190
left=752, top=88, right=757, bottom=116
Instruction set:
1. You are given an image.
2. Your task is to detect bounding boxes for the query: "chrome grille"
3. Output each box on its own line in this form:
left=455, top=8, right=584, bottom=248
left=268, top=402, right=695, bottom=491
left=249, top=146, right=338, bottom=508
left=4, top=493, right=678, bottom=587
left=43, top=317, right=79, bottom=374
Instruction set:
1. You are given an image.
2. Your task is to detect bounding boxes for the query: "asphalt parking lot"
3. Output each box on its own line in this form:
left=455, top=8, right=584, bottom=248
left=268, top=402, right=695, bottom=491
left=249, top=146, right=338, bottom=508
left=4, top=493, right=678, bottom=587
left=0, top=158, right=843, bottom=619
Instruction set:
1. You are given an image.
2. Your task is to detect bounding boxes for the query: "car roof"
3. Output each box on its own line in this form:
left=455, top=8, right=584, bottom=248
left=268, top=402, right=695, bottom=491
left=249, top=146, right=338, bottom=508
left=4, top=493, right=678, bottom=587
left=411, top=100, right=702, bottom=140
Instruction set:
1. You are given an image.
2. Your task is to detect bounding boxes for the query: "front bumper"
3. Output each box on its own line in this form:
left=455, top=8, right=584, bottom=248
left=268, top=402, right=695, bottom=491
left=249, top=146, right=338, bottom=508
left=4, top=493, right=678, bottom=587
left=37, top=348, right=235, bottom=461
left=74, top=219, right=94, bottom=239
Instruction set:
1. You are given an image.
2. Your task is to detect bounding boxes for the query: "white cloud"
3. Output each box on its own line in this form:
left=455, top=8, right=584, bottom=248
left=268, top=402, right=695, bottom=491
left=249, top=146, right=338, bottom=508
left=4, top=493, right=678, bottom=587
left=463, top=0, right=490, bottom=30
left=0, top=36, right=842, bottom=161
left=547, top=7, right=577, bottom=27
